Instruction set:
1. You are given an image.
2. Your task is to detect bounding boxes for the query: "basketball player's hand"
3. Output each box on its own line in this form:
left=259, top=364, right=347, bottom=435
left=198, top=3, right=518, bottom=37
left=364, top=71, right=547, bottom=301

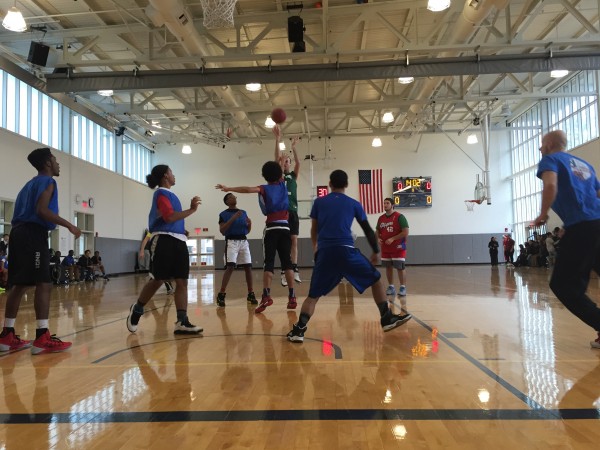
left=215, top=184, right=228, bottom=191
left=233, top=211, right=242, bottom=219
left=533, top=214, right=547, bottom=226
left=69, top=224, right=82, bottom=239
left=370, top=252, right=379, bottom=265
left=291, top=136, right=299, bottom=149
left=190, top=196, right=201, bottom=211
left=273, top=125, right=281, bottom=141
left=385, top=238, right=394, bottom=245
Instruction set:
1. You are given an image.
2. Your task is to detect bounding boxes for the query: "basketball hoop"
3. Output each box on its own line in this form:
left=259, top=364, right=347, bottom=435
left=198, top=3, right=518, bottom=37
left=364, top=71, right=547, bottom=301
left=465, top=200, right=481, bottom=212
left=200, top=0, right=237, bottom=29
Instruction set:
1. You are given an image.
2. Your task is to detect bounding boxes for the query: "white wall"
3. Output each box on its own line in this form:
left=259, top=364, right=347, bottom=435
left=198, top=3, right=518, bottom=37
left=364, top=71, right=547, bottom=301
left=0, top=128, right=150, bottom=252
left=155, top=129, right=514, bottom=239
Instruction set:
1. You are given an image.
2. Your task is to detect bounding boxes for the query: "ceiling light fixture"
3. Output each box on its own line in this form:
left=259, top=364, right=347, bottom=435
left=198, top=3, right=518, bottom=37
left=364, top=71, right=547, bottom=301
left=181, top=145, right=192, bottom=154
left=382, top=112, right=394, bottom=124
left=372, top=137, right=382, bottom=148
left=467, top=133, right=478, bottom=144
left=550, top=69, right=569, bottom=78
left=398, top=77, right=414, bottom=84
left=265, top=116, right=276, bottom=128
left=245, top=83, right=261, bottom=92
left=427, top=0, right=451, bottom=12
left=98, top=89, right=114, bottom=97
left=2, top=4, right=27, bottom=32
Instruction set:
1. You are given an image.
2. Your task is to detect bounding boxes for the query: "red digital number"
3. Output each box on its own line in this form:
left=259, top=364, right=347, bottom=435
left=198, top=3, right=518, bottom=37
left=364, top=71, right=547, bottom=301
left=425, top=181, right=431, bottom=190
left=396, top=182, right=403, bottom=190
left=317, top=186, right=329, bottom=198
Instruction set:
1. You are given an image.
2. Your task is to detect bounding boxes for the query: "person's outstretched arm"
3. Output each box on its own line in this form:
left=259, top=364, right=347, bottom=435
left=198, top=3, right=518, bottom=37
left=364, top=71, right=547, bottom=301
left=215, top=184, right=261, bottom=194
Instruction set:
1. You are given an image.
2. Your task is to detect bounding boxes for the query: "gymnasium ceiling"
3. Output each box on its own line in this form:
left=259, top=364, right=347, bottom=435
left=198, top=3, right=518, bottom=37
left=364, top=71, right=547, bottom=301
left=1, top=0, right=600, bottom=146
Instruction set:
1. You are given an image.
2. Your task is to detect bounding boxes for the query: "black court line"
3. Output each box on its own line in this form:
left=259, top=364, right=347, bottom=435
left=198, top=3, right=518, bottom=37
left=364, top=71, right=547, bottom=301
left=91, top=334, right=343, bottom=364
left=0, top=408, right=598, bottom=424
left=398, top=308, right=544, bottom=410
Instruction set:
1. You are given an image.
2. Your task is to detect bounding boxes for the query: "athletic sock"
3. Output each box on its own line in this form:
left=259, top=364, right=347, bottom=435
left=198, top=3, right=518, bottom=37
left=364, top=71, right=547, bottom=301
left=176, top=309, right=187, bottom=323
left=134, top=301, right=145, bottom=314
left=293, top=264, right=298, bottom=272
left=35, top=328, right=48, bottom=339
left=377, top=301, right=390, bottom=317
left=36, top=319, right=49, bottom=330
left=3, top=318, right=16, bottom=329
left=288, top=288, right=295, bottom=298
left=263, top=288, right=270, bottom=297
left=297, top=312, right=311, bottom=328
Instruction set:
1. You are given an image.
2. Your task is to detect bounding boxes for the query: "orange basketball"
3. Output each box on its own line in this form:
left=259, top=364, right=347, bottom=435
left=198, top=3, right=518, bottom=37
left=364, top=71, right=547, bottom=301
left=271, top=108, right=286, bottom=124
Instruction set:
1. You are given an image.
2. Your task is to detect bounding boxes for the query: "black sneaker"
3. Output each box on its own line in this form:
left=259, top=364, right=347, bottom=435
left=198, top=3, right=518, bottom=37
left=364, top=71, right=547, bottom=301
left=126, top=304, right=143, bottom=333
left=287, top=323, right=307, bottom=343
left=174, top=319, right=203, bottom=335
left=247, top=292, right=258, bottom=305
left=217, top=292, right=226, bottom=307
left=381, top=312, right=412, bottom=332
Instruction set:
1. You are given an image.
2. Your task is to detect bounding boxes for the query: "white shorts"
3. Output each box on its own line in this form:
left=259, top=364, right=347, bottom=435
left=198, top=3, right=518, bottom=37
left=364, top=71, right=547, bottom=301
left=225, top=239, right=252, bottom=266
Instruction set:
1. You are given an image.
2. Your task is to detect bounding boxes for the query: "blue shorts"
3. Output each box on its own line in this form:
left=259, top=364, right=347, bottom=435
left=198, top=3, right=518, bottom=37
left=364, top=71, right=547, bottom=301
left=308, top=246, right=381, bottom=298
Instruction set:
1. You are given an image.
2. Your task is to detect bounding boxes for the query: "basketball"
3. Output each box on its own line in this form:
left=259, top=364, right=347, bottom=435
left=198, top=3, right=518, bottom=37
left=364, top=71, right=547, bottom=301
left=271, top=108, right=286, bottom=124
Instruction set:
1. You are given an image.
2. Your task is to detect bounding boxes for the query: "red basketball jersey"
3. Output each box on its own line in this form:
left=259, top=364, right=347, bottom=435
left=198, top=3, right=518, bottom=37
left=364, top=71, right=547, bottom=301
left=377, top=211, right=407, bottom=253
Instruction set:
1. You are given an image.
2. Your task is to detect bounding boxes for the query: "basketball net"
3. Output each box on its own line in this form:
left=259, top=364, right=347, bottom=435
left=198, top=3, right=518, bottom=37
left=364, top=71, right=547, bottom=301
left=200, top=0, right=237, bottom=29
left=465, top=200, right=479, bottom=212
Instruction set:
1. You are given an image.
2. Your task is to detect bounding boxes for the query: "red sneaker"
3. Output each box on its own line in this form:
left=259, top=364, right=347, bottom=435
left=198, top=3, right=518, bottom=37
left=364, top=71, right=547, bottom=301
left=31, top=331, right=72, bottom=355
left=287, top=296, right=297, bottom=309
left=255, top=295, right=273, bottom=314
left=0, top=330, right=31, bottom=352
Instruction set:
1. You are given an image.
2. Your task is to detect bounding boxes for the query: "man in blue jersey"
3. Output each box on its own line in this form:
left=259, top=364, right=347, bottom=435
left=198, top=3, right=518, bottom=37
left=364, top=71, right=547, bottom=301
left=216, top=193, right=257, bottom=307
left=534, top=130, right=600, bottom=348
left=215, top=126, right=296, bottom=314
left=0, top=148, right=81, bottom=355
left=287, top=169, right=412, bottom=342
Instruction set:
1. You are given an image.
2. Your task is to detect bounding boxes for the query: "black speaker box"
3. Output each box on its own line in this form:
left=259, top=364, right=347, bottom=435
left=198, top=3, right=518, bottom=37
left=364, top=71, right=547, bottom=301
left=27, top=42, right=50, bottom=67
left=288, top=16, right=304, bottom=43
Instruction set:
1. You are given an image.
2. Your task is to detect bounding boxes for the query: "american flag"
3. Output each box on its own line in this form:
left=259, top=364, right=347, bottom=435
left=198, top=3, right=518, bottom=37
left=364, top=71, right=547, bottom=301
left=358, top=169, right=383, bottom=214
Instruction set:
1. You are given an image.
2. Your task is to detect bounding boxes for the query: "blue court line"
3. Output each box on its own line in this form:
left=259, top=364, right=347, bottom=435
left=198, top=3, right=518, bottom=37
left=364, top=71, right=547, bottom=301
left=91, top=334, right=343, bottom=364
left=400, top=309, right=544, bottom=410
left=0, top=408, right=597, bottom=424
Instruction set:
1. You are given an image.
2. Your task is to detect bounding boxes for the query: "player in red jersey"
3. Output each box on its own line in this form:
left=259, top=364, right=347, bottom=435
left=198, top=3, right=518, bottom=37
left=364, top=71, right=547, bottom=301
left=376, top=198, right=409, bottom=297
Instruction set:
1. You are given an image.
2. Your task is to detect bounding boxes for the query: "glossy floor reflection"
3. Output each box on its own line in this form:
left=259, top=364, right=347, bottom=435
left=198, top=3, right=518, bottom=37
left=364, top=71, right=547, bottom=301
left=0, top=265, right=599, bottom=449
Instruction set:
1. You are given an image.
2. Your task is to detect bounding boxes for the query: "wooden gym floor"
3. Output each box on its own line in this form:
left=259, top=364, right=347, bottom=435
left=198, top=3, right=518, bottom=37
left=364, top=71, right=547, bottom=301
left=0, top=265, right=599, bottom=449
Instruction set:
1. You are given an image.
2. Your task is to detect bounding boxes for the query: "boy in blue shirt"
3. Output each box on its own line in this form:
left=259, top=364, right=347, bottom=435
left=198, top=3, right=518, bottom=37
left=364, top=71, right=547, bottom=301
left=287, top=169, right=412, bottom=342
left=216, top=193, right=257, bottom=307
left=534, top=130, right=600, bottom=348
left=0, top=148, right=81, bottom=354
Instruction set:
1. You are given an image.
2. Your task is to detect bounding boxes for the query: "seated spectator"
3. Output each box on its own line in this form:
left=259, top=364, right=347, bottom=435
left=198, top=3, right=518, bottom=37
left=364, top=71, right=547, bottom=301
left=0, top=250, right=8, bottom=290
left=514, top=244, right=528, bottom=267
left=91, top=251, right=109, bottom=280
left=0, top=234, right=8, bottom=255
left=78, top=250, right=96, bottom=281
left=49, top=250, right=64, bottom=285
left=61, top=250, right=80, bottom=283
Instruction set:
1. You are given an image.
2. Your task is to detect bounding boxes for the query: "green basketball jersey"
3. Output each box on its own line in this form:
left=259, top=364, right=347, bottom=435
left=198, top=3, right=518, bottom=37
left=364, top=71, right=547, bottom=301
left=284, top=171, right=298, bottom=212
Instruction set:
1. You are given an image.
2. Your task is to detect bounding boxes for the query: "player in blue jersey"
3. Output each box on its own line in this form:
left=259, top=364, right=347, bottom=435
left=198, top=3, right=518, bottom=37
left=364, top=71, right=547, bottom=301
left=534, top=130, right=600, bottom=348
left=126, top=164, right=203, bottom=335
left=287, top=169, right=412, bottom=343
left=0, top=148, right=81, bottom=355
left=216, top=192, right=257, bottom=307
left=216, top=126, right=296, bottom=314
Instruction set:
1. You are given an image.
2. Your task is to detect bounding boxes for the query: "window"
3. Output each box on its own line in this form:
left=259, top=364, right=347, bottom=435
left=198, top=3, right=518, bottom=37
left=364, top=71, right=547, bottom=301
left=187, top=236, right=214, bottom=268
left=71, top=114, right=115, bottom=171
left=0, top=199, right=14, bottom=236
left=123, top=138, right=153, bottom=183
left=73, top=212, right=95, bottom=257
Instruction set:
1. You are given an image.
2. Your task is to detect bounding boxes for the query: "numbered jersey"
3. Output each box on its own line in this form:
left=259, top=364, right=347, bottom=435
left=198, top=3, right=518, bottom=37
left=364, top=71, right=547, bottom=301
left=377, top=211, right=408, bottom=255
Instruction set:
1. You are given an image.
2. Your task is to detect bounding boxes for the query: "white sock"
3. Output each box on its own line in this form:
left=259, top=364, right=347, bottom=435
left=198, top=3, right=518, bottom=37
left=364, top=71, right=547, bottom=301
left=36, top=319, right=49, bottom=330
left=4, top=318, right=16, bottom=328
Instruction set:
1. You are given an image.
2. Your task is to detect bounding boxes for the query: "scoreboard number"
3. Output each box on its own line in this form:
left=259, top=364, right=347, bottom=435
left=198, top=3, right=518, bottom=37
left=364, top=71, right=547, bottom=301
left=392, top=176, right=432, bottom=208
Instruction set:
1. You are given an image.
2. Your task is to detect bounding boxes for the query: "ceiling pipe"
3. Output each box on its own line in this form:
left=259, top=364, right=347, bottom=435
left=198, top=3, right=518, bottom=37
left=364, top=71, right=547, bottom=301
left=146, top=0, right=253, bottom=137
left=399, top=0, right=510, bottom=134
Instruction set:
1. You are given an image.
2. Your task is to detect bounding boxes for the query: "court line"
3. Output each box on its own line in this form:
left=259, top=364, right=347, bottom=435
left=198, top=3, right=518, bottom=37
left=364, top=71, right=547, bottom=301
left=1, top=408, right=598, bottom=424
left=399, top=307, right=544, bottom=410
left=91, top=334, right=343, bottom=364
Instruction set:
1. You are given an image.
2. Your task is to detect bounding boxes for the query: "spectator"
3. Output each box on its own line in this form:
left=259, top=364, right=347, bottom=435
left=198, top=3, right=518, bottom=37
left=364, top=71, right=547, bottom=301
left=61, top=250, right=79, bottom=283
left=77, top=250, right=95, bottom=281
left=91, top=251, right=109, bottom=280
left=0, top=250, right=8, bottom=290
left=503, top=234, right=515, bottom=266
left=488, top=237, right=499, bottom=266
left=0, top=234, right=8, bottom=255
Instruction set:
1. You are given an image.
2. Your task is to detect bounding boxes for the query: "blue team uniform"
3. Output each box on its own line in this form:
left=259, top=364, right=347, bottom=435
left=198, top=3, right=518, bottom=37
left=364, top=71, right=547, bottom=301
left=309, top=192, right=380, bottom=297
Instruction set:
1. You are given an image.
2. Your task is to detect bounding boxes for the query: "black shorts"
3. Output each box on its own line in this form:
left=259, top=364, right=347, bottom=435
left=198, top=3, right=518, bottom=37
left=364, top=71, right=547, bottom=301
left=7, top=223, right=51, bottom=287
left=263, top=226, right=292, bottom=273
left=288, top=210, right=300, bottom=236
left=149, top=234, right=190, bottom=280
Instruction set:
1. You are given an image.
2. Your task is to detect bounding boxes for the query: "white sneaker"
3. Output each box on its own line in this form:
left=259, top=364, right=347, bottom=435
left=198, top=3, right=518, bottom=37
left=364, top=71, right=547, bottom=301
left=174, top=320, right=203, bottom=335
left=281, top=272, right=288, bottom=286
left=398, top=285, right=407, bottom=297
left=294, top=270, right=301, bottom=283
left=385, top=285, right=396, bottom=296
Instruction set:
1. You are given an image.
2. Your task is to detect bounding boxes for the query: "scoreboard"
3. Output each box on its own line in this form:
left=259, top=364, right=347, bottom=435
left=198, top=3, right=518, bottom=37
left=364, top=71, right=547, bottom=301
left=392, top=176, right=432, bottom=208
